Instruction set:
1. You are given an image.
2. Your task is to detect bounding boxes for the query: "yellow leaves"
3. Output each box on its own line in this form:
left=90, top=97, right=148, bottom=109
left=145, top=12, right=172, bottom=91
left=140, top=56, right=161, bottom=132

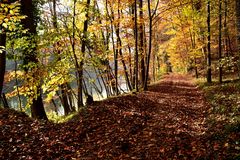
left=88, top=22, right=102, bottom=33
left=41, top=59, right=73, bottom=103
left=0, top=2, right=24, bottom=32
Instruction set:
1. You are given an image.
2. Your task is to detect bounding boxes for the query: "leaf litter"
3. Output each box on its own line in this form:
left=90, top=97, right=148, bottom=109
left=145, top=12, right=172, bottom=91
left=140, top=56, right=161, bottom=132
left=0, top=74, right=239, bottom=159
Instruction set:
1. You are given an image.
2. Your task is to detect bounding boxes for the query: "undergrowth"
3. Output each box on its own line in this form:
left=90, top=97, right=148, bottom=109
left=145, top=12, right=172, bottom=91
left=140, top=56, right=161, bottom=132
left=47, top=111, right=79, bottom=123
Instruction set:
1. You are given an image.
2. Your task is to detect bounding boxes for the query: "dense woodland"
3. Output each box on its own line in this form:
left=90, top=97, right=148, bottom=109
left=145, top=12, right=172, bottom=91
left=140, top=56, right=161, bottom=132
left=0, top=0, right=240, bottom=159
left=0, top=0, right=239, bottom=118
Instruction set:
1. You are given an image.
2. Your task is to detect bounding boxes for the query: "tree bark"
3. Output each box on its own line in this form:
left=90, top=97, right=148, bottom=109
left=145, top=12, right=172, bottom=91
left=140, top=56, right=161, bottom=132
left=60, top=84, right=71, bottom=115
left=51, top=0, right=73, bottom=114
left=0, top=33, right=6, bottom=97
left=144, top=0, right=159, bottom=90
left=218, top=0, right=223, bottom=83
left=144, top=0, right=153, bottom=90
left=207, top=0, right=212, bottom=83
left=0, top=0, right=9, bottom=107
left=79, top=0, right=91, bottom=103
left=116, top=0, right=132, bottom=91
left=134, top=0, right=139, bottom=92
left=236, top=0, right=240, bottom=69
left=52, top=0, right=57, bottom=28
left=139, top=0, right=145, bottom=87
left=21, top=0, right=48, bottom=120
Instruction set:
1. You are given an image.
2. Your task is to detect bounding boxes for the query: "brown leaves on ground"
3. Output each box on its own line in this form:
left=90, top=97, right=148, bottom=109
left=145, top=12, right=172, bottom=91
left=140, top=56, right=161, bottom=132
left=0, top=74, right=239, bottom=159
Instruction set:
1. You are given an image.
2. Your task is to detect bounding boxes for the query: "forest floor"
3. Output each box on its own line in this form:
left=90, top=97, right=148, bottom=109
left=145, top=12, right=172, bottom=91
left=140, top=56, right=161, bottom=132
left=0, top=74, right=239, bottom=159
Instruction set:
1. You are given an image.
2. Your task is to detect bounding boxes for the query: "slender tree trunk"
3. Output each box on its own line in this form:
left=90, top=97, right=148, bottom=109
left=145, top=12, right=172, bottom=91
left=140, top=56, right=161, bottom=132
left=131, top=3, right=136, bottom=88
left=52, top=0, right=57, bottom=29
left=116, top=1, right=132, bottom=91
left=144, top=0, right=153, bottom=90
left=51, top=0, right=73, bottom=114
left=21, top=0, right=48, bottom=120
left=189, top=29, right=198, bottom=79
left=237, top=0, right=240, bottom=49
left=223, top=0, right=228, bottom=57
left=139, top=0, right=145, bottom=87
left=105, top=0, right=119, bottom=95
left=134, top=0, right=139, bottom=92
left=113, top=2, right=119, bottom=95
left=0, top=0, right=8, bottom=107
left=194, top=57, right=198, bottom=78
left=128, top=44, right=133, bottom=86
left=207, top=0, right=212, bottom=83
left=71, top=0, right=81, bottom=108
left=71, top=0, right=90, bottom=108
left=51, top=99, right=58, bottom=115
left=80, top=0, right=91, bottom=103
left=14, top=54, right=22, bottom=111
left=95, top=2, right=111, bottom=97
left=1, top=93, right=9, bottom=108
left=0, top=33, right=6, bottom=97
left=218, top=0, right=223, bottom=83
left=72, top=0, right=83, bottom=109
left=236, top=0, right=240, bottom=77
left=144, top=0, right=159, bottom=90
left=60, top=84, right=71, bottom=115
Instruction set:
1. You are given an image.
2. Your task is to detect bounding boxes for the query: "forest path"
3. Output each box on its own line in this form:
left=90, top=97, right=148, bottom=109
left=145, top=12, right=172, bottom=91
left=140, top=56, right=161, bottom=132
left=126, top=73, right=211, bottom=158
left=75, top=73, right=212, bottom=159
left=143, top=73, right=208, bottom=137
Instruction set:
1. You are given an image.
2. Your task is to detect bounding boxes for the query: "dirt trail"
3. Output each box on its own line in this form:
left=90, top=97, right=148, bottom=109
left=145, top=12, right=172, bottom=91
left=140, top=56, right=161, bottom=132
left=123, top=73, right=211, bottom=159
left=76, top=73, right=212, bottom=159
left=144, top=74, right=209, bottom=137
left=1, top=74, right=229, bottom=159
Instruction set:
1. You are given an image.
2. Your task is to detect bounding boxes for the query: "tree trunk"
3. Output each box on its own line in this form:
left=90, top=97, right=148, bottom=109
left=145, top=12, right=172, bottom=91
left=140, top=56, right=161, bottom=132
left=223, top=0, right=229, bottom=57
left=144, top=0, right=159, bottom=90
left=207, top=0, right=212, bottom=83
left=79, top=0, right=91, bottom=103
left=139, top=0, right=145, bottom=87
left=51, top=0, right=73, bottom=114
left=131, top=3, right=136, bottom=88
left=114, top=2, right=119, bottom=95
left=116, top=0, right=132, bottom=91
left=0, top=33, right=6, bottom=97
left=52, top=0, right=57, bottom=29
left=236, top=0, right=240, bottom=71
left=31, top=89, right=47, bottom=120
left=0, top=0, right=9, bottom=106
left=105, top=0, right=119, bottom=95
left=134, top=0, right=139, bottom=92
left=1, top=93, right=9, bottom=109
left=144, top=0, right=153, bottom=90
left=218, top=0, right=223, bottom=83
left=60, top=84, right=71, bottom=115
left=21, top=0, right=48, bottom=120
